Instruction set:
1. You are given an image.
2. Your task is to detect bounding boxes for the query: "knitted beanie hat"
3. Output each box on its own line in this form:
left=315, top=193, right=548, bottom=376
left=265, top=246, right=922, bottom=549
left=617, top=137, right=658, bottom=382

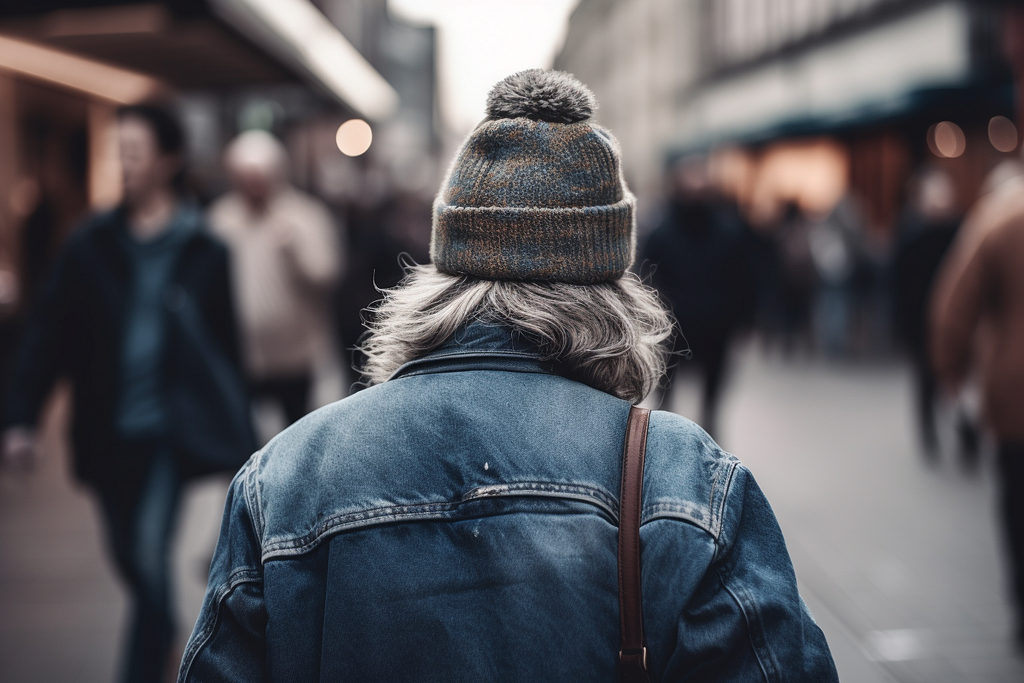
left=430, top=69, right=635, bottom=284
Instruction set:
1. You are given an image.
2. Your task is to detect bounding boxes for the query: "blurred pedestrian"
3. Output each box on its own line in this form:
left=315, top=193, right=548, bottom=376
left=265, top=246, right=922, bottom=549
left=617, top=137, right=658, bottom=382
left=808, top=194, right=863, bottom=358
left=893, top=167, right=961, bottom=456
left=180, top=69, right=837, bottom=683
left=0, top=104, right=254, bottom=683
left=931, top=158, right=1024, bottom=646
left=640, top=158, right=754, bottom=437
left=335, top=191, right=430, bottom=386
left=775, top=201, right=817, bottom=355
left=209, top=130, right=343, bottom=427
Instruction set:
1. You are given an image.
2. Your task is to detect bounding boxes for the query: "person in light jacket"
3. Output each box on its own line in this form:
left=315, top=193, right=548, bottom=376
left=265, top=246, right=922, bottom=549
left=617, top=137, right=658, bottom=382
left=209, top=130, right=343, bottom=427
left=179, top=70, right=838, bottom=682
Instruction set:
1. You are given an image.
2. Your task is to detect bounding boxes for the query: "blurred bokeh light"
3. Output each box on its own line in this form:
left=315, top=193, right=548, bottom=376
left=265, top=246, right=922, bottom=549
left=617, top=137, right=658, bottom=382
left=928, top=121, right=967, bottom=158
left=988, top=114, right=1018, bottom=152
left=335, top=118, right=372, bottom=157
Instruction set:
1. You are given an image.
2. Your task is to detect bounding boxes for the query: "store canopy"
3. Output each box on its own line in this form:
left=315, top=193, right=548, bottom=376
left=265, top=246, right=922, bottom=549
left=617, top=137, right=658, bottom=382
left=675, top=2, right=979, bottom=150
left=0, top=0, right=398, bottom=119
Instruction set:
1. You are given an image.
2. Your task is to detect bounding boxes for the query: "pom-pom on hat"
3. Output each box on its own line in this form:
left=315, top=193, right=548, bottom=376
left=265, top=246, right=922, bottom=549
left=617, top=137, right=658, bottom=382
left=430, top=69, right=635, bottom=284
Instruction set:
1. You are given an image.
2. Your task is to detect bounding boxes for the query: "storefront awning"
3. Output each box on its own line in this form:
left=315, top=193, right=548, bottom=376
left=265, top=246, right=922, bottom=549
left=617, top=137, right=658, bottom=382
left=675, top=2, right=976, bottom=149
left=0, top=1, right=398, bottom=119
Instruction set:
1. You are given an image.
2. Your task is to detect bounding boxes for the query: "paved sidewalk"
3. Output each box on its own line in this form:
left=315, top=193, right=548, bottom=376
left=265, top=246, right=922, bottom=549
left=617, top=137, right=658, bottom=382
left=0, top=389, right=229, bottom=683
left=666, top=346, right=1024, bottom=683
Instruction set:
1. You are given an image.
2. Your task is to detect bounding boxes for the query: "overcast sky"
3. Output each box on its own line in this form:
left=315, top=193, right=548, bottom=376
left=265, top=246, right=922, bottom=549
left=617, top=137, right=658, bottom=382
left=389, top=0, right=580, bottom=135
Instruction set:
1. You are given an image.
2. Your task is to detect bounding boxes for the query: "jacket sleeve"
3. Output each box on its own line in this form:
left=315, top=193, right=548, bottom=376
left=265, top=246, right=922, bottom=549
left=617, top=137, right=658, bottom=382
left=178, top=456, right=268, bottom=683
left=3, top=238, right=77, bottom=428
left=929, top=226, right=994, bottom=391
left=665, top=465, right=839, bottom=682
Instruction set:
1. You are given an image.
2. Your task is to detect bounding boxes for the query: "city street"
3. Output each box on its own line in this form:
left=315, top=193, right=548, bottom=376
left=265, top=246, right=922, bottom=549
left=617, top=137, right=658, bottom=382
left=2, top=347, right=1023, bottom=683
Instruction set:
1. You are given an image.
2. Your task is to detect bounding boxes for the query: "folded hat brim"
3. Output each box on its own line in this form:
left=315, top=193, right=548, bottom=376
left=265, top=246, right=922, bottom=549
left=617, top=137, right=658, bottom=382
left=431, top=196, right=636, bottom=285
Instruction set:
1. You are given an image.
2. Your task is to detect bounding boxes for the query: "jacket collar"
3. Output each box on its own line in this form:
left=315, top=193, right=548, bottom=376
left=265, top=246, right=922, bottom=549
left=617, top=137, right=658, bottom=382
left=95, top=201, right=205, bottom=246
left=390, top=323, right=556, bottom=380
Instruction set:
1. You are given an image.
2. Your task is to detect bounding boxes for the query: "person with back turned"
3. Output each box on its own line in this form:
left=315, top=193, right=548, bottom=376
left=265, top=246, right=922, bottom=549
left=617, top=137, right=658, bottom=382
left=209, top=130, right=343, bottom=427
left=1, top=104, right=254, bottom=683
left=893, top=166, right=962, bottom=458
left=931, top=162, right=1024, bottom=647
left=179, top=71, right=837, bottom=682
left=640, top=158, right=753, bottom=437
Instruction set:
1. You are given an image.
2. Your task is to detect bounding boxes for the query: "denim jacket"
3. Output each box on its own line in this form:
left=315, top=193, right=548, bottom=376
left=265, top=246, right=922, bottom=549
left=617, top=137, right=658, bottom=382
left=179, top=324, right=838, bottom=682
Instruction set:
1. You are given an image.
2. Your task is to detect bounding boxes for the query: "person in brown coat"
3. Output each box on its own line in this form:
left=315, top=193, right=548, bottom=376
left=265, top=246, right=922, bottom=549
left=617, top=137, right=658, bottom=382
left=931, top=162, right=1024, bottom=643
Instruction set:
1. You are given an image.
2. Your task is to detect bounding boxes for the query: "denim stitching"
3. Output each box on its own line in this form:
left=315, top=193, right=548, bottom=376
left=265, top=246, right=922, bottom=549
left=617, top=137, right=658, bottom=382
left=260, top=481, right=618, bottom=562
left=246, top=451, right=267, bottom=546
left=468, top=481, right=617, bottom=514
left=641, top=502, right=714, bottom=536
left=177, top=567, right=262, bottom=683
left=713, top=460, right=740, bottom=540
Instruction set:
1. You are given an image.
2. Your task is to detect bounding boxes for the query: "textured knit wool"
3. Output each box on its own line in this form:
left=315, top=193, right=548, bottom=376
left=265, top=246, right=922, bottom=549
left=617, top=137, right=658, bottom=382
left=431, top=69, right=635, bottom=284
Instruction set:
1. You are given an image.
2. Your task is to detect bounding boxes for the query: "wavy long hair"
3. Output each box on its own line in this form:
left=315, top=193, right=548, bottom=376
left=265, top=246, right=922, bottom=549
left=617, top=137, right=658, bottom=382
left=358, top=264, right=674, bottom=403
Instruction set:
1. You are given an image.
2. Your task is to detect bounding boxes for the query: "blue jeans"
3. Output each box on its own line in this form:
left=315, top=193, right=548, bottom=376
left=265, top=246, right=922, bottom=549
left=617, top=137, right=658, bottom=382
left=97, top=440, right=182, bottom=683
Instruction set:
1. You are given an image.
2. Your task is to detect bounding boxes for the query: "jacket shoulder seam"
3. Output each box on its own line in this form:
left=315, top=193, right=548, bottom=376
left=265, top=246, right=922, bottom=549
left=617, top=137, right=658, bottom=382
left=711, top=459, right=741, bottom=546
left=245, top=451, right=267, bottom=548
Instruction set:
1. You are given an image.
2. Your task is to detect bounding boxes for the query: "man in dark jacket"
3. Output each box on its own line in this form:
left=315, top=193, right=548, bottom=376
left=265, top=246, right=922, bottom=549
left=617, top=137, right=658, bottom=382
left=2, top=104, right=253, bottom=683
left=892, top=167, right=962, bottom=457
left=180, top=70, right=836, bottom=682
left=641, top=159, right=754, bottom=437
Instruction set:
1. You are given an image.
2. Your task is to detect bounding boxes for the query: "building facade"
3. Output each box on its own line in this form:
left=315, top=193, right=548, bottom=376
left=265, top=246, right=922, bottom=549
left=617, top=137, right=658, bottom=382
left=556, top=0, right=1015, bottom=232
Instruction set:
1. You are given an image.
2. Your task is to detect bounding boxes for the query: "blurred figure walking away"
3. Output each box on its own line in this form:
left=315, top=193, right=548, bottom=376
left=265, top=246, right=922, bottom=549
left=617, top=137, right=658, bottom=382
left=1, top=104, right=255, bottom=683
left=210, top=131, right=344, bottom=429
left=640, top=159, right=754, bottom=437
left=893, top=167, right=961, bottom=457
left=335, top=191, right=431, bottom=386
left=774, top=201, right=817, bottom=356
left=808, top=194, right=863, bottom=358
left=931, top=159, right=1024, bottom=647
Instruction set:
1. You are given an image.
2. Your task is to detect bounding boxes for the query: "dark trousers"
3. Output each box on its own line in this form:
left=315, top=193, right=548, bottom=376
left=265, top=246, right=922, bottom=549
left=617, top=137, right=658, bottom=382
left=251, top=374, right=312, bottom=426
left=910, top=353, right=938, bottom=451
left=998, top=442, right=1024, bottom=636
left=96, top=440, right=182, bottom=683
left=654, top=331, right=729, bottom=439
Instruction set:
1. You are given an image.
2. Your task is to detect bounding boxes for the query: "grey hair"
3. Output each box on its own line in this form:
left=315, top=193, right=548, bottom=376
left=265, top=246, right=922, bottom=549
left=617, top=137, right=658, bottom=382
left=358, top=264, right=674, bottom=403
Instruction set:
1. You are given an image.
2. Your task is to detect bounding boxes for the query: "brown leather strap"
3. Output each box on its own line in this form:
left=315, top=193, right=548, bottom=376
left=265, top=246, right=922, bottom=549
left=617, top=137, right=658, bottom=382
left=618, top=406, right=651, bottom=683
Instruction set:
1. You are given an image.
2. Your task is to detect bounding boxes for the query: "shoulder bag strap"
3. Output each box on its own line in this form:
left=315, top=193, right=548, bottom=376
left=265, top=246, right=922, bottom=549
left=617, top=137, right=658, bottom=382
left=619, top=405, right=651, bottom=683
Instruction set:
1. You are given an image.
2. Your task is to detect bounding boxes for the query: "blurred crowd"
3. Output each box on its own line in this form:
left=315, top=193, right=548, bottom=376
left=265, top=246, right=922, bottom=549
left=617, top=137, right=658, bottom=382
left=0, top=102, right=432, bottom=682
left=639, top=152, right=1018, bottom=462
left=2, top=104, right=1021, bottom=475
left=0, top=107, right=434, bottom=430
left=642, top=145, right=1024, bottom=645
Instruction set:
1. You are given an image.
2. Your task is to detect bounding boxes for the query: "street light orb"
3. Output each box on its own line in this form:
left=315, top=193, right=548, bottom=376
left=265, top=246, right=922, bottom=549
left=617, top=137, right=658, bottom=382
left=336, top=119, right=372, bottom=156
left=988, top=115, right=1018, bottom=153
left=928, top=121, right=965, bottom=159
